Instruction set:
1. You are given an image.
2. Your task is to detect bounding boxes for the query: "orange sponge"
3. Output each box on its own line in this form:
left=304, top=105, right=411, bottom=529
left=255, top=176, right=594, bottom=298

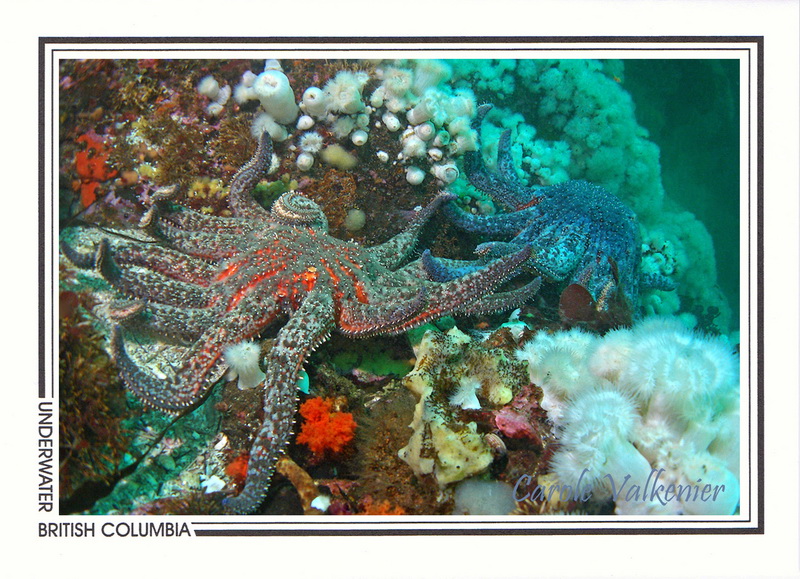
left=75, top=132, right=117, bottom=207
left=296, top=397, right=356, bottom=457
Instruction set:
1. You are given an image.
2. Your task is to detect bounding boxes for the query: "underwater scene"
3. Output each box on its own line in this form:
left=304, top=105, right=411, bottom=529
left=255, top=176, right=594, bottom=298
left=58, top=58, right=741, bottom=516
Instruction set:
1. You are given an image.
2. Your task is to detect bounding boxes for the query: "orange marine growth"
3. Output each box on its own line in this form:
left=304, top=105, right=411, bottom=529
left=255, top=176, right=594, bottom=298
left=74, top=132, right=118, bottom=207
left=296, top=397, right=357, bottom=457
left=225, top=452, right=250, bottom=489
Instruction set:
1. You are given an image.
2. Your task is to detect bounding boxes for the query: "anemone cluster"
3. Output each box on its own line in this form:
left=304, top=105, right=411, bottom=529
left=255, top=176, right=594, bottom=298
left=516, top=317, right=739, bottom=515
left=214, top=59, right=477, bottom=188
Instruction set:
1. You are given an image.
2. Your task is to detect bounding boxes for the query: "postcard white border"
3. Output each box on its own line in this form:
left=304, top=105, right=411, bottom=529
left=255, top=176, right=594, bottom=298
left=8, top=0, right=798, bottom=576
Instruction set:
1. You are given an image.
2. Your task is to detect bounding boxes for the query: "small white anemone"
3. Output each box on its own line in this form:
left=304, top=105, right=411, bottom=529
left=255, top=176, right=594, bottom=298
left=240, top=70, right=257, bottom=87
left=200, top=474, right=226, bottom=494
left=405, top=166, right=425, bottom=185
left=301, top=86, right=328, bottom=118
left=206, top=102, right=225, bottom=117
left=233, top=83, right=256, bottom=104
left=323, top=71, right=368, bottom=115
left=233, top=71, right=258, bottom=104
left=449, top=377, right=482, bottom=410
left=296, top=152, right=314, bottom=172
left=310, top=494, right=331, bottom=513
left=197, top=75, right=221, bottom=99
left=224, top=341, right=266, bottom=390
left=406, top=99, right=433, bottom=125
left=331, top=116, right=356, bottom=140
left=401, top=133, right=427, bottom=159
left=382, top=111, right=402, bottom=132
left=299, top=131, right=324, bottom=154
left=427, top=147, right=444, bottom=162
left=452, top=132, right=478, bottom=154
left=414, top=121, right=436, bottom=141
left=369, top=85, right=386, bottom=108
left=431, top=163, right=459, bottom=184
left=296, top=115, right=315, bottom=131
left=382, top=66, right=414, bottom=98
left=351, top=129, right=369, bottom=146
left=253, top=69, right=299, bottom=124
left=251, top=112, right=288, bottom=142
left=412, top=60, right=452, bottom=95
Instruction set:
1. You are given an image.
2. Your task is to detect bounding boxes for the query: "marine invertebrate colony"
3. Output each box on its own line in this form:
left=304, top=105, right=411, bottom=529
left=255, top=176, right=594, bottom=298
left=516, top=318, right=739, bottom=515
left=74, top=132, right=118, bottom=207
left=439, top=105, right=674, bottom=311
left=296, top=397, right=357, bottom=457
left=61, top=132, right=539, bottom=514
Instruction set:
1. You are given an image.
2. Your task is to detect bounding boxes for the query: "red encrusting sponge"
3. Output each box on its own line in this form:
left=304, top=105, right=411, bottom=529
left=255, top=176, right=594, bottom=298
left=296, top=397, right=357, bottom=457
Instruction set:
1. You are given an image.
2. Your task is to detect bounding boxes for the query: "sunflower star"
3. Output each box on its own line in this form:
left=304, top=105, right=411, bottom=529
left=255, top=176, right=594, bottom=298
left=61, top=132, right=540, bottom=514
left=434, top=104, right=674, bottom=311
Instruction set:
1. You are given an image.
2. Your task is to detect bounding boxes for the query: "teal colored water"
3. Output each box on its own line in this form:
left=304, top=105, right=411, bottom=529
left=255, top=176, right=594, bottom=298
left=624, top=59, right=741, bottom=330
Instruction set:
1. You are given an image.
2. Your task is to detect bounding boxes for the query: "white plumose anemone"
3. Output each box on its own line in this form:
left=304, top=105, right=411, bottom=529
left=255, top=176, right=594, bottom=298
left=224, top=341, right=266, bottom=390
left=517, top=317, right=740, bottom=515
left=253, top=69, right=299, bottom=124
left=405, top=166, right=425, bottom=186
left=323, top=71, right=369, bottom=115
left=449, top=377, right=482, bottom=410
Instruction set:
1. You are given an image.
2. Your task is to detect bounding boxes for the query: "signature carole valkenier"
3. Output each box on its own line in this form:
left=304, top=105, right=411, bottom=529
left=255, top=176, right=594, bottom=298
left=513, top=468, right=730, bottom=507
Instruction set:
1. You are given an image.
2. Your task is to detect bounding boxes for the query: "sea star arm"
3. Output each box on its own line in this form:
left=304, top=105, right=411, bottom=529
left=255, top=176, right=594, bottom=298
left=60, top=239, right=97, bottom=269
left=228, top=131, right=273, bottom=220
left=156, top=210, right=257, bottom=235
left=442, top=202, right=539, bottom=236
left=223, top=288, right=335, bottom=514
left=640, top=272, right=677, bottom=291
left=420, top=249, right=489, bottom=282
left=495, top=130, right=525, bottom=191
left=523, top=225, right=589, bottom=282
left=101, top=241, right=217, bottom=286
left=149, top=228, right=245, bottom=261
left=419, top=249, right=541, bottom=313
left=111, top=292, right=281, bottom=413
left=138, top=182, right=260, bottom=242
left=337, top=288, right=426, bottom=337
left=420, top=243, right=529, bottom=282
left=383, top=244, right=533, bottom=334
left=110, top=326, right=224, bottom=412
left=463, top=105, right=537, bottom=211
left=94, top=239, right=216, bottom=308
left=367, top=192, right=454, bottom=270
left=109, top=300, right=218, bottom=344
left=456, top=276, right=542, bottom=316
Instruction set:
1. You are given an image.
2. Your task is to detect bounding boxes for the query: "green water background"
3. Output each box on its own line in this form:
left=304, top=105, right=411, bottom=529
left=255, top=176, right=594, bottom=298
left=624, top=59, right=741, bottom=330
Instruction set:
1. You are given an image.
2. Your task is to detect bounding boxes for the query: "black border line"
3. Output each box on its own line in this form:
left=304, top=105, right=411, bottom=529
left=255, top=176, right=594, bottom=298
left=755, top=34, right=765, bottom=538
left=41, top=36, right=764, bottom=537
left=38, top=40, right=45, bottom=398
left=45, top=48, right=747, bottom=53
left=191, top=526, right=750, bottom=537
left=40, top=35, right=763, bottom=44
